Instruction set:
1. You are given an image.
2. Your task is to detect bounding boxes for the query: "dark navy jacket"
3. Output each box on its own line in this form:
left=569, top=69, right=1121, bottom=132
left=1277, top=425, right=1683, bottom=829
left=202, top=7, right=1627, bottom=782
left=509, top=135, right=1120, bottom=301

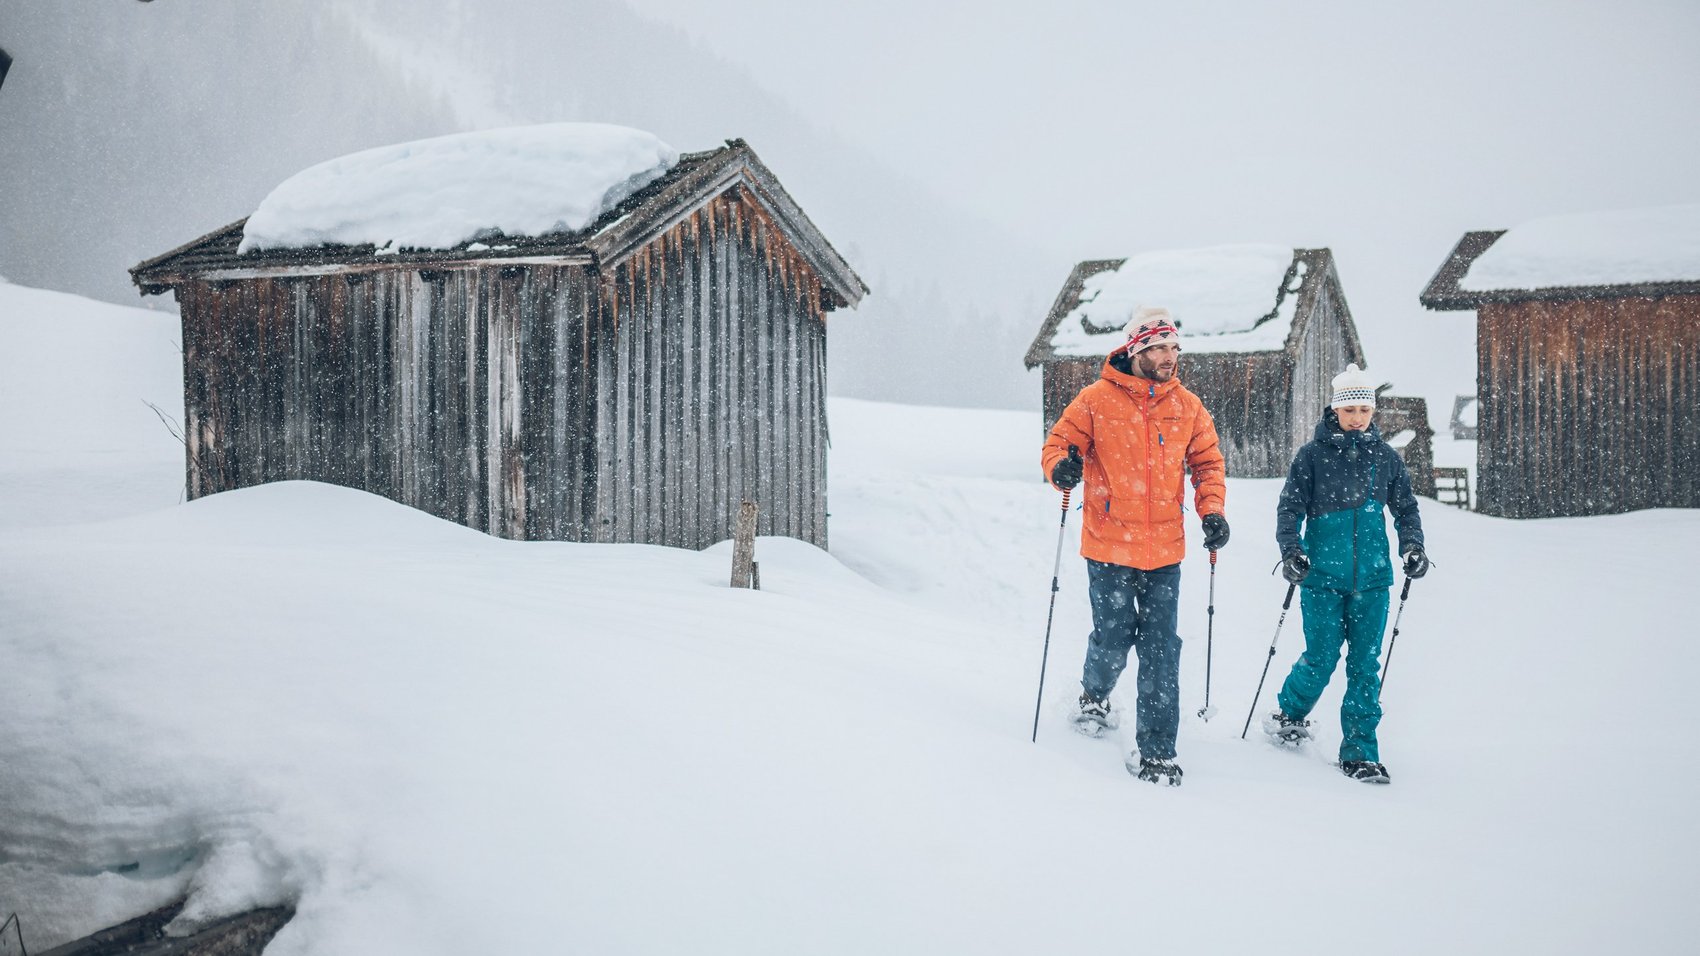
left=1275, top=411, right=1424, bottom=593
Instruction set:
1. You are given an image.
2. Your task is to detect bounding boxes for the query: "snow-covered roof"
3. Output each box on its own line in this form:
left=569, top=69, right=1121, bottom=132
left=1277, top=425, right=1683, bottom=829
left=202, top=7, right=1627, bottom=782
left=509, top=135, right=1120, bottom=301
left=238, top=123, right=678, bottom=254
left=132, top=138, right=867, bottom=309
left=1459, top=204, right=1700, bottom=292
left=1423, top=203, right=1700, bottom=309
left=1043, top=245, right=1303, bottom=359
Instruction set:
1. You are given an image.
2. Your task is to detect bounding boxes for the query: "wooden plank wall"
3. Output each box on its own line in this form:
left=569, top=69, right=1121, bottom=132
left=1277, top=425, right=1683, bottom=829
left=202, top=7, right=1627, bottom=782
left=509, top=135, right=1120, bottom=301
left=590, top=190, right=829, bottom=549
left=178, top=264, right=598, bottom=540
left=175, top=194, right=834, bottom=547
left=1181, top=354, right=1292, bottom=479
left=1374, top=396, right=1438, bottom=498
left=1291, top=275, right=1348, bottom=461
left=1477, top=293, right=1700, bottom=517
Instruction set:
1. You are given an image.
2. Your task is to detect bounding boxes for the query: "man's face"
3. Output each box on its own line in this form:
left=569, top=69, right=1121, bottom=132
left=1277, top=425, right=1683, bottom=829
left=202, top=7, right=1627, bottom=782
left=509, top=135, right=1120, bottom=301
left=1134, top=343, right=1180, bottom=382
left=1336, top=404, right=1375, bottom=432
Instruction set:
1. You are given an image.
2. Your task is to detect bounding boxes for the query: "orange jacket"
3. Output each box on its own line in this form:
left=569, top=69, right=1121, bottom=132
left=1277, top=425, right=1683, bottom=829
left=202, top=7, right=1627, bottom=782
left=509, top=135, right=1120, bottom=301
left=1041, top=350, right=1226, bottom=570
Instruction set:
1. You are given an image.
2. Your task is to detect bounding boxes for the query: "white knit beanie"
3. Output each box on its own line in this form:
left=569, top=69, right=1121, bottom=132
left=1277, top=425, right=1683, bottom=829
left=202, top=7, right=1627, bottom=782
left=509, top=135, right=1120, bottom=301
left=1124, top=306, right=1182, bottom=354
left=1329, top=363, right=1376, bottom=409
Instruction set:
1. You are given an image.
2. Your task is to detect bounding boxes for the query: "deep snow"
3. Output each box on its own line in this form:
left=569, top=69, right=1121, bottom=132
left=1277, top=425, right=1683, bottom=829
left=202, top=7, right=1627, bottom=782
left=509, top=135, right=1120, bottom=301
left=0, top=282, right=1693, bottom=955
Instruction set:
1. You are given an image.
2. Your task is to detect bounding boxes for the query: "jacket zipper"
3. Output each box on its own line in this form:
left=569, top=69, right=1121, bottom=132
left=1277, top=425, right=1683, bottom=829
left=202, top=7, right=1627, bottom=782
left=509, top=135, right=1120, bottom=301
left=1351, top=491, right=1360, bottom=591
left=1146, top=383, right=1156, bottom=527
left=1349, top=445, right=1380, bottom=591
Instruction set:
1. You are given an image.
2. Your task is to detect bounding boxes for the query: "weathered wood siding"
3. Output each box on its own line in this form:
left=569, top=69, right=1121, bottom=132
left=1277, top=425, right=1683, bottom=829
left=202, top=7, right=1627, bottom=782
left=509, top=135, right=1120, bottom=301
left=176, top=190, right=832, bottom=547
left=591, top=190, right=829, bottom=548
left=178, top=265, right=593, bottom=539
left=1290, top=261, right=1355, bottom=461
left=1375, top=396, right=1438, bottom=498
left=1476, top=293, right=1700, bottom=517
left=1175, top=354, right=1293, bottom=479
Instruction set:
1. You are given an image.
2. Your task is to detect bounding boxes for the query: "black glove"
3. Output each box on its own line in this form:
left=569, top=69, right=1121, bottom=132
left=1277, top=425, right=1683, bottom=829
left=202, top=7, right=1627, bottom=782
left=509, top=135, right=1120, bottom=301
left=1201, top=513, right=1229, bottom=551
left=1050, top=445, right=1083, bottom=491
left=1401, top=546, right=1429, bottom=579
left=1281, top=551, right=1310, bottom=584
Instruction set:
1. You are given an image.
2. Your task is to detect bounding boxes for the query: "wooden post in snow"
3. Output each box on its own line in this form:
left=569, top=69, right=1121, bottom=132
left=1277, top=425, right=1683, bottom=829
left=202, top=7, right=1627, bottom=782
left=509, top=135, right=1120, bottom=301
left=730, top=499, right=759, bottom=589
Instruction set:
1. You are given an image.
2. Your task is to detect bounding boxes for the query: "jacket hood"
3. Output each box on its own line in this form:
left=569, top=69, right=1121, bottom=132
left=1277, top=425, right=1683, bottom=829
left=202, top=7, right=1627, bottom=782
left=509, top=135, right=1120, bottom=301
left=1103, top=347, right=1182, bottom=400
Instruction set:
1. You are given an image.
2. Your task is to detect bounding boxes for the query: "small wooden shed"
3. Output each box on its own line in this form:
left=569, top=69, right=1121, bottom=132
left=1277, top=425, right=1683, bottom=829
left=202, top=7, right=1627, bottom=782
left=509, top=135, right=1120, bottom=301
left=1373, top=394, right=1437, bottom=498
left=1025, top=246, right=1366, bottom=478
left=131, top=137, right=867, bottom=548
left=1421, top=208, right=1700, bottom=518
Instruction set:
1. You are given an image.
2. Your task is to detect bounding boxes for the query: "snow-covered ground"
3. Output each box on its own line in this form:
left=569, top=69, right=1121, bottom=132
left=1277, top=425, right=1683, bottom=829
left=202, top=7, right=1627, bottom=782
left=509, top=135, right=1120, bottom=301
left=1, top=282, right=1694, bottom=954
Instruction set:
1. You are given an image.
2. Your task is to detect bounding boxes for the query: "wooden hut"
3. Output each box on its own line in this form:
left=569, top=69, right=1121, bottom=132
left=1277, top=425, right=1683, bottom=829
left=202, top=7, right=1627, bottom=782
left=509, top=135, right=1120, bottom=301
left=1421, top=207, right=1700, bottom=518
left=1025, top=246, right=1366, bottom=478
left=131, top=136, right=867, bottom=548
left=1374, top=394, right=1437, bottom=498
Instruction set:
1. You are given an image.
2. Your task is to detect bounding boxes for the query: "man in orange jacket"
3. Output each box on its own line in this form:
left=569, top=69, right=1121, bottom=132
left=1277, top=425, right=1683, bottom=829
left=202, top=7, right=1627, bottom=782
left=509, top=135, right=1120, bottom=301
left=1040, top=306, right=1228, bottom=786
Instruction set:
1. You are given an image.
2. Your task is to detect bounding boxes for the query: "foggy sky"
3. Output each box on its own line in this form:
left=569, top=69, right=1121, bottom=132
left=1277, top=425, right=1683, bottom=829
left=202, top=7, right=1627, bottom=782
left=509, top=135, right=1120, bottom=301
left=4, top=1, right=1697, bottom=413
left=623, top=0, right=1700, bottom=401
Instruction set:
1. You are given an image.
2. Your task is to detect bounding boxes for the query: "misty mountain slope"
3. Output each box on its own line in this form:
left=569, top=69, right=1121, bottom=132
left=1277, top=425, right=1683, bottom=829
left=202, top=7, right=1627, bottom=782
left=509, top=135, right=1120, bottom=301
left=1, top=0, right=1054, bottom=408
left=0, top=2, right=455, bottom=305
left=0, top=280, right=1691, bottom=955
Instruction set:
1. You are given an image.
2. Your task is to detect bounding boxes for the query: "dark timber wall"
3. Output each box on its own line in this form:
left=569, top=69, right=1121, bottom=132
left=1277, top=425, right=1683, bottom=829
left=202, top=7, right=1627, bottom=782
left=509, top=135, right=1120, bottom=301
left=177, top=189, right=830, bottom=548
left=1475, top=293, right=1700, bottom=518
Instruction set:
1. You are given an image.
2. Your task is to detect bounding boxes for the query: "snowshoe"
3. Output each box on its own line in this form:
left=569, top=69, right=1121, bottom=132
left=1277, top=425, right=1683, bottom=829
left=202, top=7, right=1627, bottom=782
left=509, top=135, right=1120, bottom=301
left=1261, top=711, right=1312, bottom=747
left=1126, top=755, right=1183, bottom=787
left=1340, top=761, right=1391, bottom=785
left=1071, top=693, right=1117, bottom=738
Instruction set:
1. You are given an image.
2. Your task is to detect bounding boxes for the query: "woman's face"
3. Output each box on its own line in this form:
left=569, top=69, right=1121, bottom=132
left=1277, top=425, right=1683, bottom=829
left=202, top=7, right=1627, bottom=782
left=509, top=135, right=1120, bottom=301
left=1336, top=404, right=1375, bottom=432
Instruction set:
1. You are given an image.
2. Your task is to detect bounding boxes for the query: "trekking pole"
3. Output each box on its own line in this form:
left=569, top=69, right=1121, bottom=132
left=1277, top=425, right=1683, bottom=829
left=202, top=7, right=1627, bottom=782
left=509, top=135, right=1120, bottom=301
left=1031, top=446, right=1081, bottom=743
left=1240, top=582, right=1298, bottom=739
left=1197, top=549, right=1218, bottom=721
left=1378, top=576, right=1413, bottom=702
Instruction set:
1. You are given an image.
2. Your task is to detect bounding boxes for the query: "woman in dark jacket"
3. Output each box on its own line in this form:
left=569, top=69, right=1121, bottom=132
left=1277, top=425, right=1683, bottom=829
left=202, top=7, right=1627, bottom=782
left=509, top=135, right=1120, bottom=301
left=1264, top=364, right=1428, bottom=784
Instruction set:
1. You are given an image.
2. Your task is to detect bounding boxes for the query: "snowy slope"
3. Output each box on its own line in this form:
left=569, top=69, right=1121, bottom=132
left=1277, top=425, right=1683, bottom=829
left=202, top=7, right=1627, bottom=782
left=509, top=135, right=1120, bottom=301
left=0, top=281, right=184, bottom=529
left=0, top=284, right=1694, bottom=955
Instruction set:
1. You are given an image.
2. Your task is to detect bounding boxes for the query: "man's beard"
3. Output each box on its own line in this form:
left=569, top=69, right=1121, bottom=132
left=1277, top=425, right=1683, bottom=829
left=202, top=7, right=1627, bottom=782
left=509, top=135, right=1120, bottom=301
left=1135, top=353, right=1177, bottom=381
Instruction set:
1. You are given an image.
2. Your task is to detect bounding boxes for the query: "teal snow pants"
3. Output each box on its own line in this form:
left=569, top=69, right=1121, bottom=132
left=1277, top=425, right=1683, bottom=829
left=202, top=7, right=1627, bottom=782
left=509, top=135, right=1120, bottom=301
left=1275, top=585, right=1391, bottom=763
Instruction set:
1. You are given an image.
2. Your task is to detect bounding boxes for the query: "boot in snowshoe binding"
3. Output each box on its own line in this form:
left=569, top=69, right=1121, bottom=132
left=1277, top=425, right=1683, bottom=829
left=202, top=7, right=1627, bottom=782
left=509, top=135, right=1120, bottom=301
left=1127, top=755, right=1183, bottom=787
left=1340, top=761, right=1391, bottom=785
left=1261, top=711, right=1312, bottom=746
left=1072, top=692, right=1117, bottom=737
